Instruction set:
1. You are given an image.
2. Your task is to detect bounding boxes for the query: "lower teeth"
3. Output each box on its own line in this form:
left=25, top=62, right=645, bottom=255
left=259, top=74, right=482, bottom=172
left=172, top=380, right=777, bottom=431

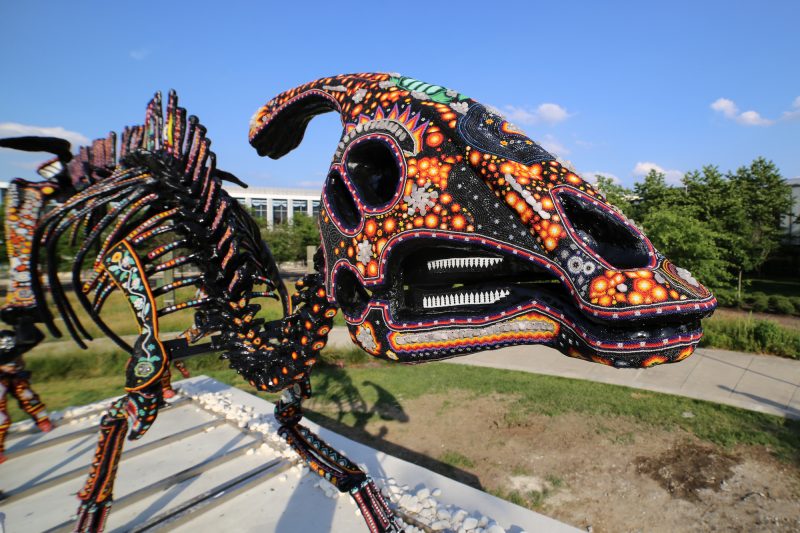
left=422, top=289, right=510, bottom=309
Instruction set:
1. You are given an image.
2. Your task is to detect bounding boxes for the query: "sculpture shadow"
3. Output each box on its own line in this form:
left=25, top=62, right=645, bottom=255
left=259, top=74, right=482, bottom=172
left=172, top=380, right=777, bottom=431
left=116, top=431, right=250, bottom=531
left=305, top=365, right=483, bottom=491
left=717, top=384, right=800, bottom=420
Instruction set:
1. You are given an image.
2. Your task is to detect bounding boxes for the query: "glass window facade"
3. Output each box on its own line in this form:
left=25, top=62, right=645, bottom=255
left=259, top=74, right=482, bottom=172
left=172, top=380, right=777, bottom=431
left=272, top=199, right=288, bottom=225
left=293, top=199, right=308, bottom=217
left=312, top=200, right=321, bottom=217
left=251, top=198, right=267, bottom=219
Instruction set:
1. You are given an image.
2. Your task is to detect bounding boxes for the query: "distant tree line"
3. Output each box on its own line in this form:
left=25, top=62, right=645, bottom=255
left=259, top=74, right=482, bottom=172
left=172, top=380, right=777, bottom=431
left=594, top=157, right=793, bottom=294
left=255, top=212, right=320, bottom=264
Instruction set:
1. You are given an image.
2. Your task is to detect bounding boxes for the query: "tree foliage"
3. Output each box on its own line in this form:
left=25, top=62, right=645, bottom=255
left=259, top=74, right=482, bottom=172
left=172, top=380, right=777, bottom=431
left=594, top=158, right=792, bottom=291
left=258, top=213, right=320, bottom=264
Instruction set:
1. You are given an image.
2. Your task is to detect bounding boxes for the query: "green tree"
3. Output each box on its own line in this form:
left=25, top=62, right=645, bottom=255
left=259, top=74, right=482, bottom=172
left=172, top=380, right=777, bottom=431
left=258, top=213, right=321, bottom=264
left=594, top=175, right=633, bottom=216
left=641, top=205, right=732, bottom=289
left=728, top=157, right=792, bottom=274
left=629, top=169, right=685, bottom=222
left=292, top=213, right=321, bottom=252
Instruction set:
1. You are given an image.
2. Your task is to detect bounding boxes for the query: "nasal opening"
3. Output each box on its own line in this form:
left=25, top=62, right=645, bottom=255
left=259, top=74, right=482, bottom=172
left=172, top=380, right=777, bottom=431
left=325, top=169, right=361, bottom=229
left=556, top=191, right=651, bottom=269
left=334, top=268, right=372, bottom=316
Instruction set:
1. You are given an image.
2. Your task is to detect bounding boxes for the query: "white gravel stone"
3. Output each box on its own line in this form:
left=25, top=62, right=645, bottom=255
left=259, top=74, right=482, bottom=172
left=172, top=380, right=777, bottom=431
left=486, top=525, right=506, bottom=533
left=463, top=517, right=479, bottom=529
left=432, top=488, right=442, bottom=497
left=431, top=520, right=449, bottom=530
left=416, top=488, right=431, bottom=500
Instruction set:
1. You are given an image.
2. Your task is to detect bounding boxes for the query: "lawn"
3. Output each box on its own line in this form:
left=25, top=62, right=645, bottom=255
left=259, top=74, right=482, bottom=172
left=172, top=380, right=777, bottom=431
left=9, top=347, right=799, bottom=466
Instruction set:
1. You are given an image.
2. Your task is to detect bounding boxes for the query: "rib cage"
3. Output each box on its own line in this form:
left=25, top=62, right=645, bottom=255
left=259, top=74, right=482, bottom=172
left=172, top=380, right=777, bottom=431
left=30, top=90, right=288, bottom=355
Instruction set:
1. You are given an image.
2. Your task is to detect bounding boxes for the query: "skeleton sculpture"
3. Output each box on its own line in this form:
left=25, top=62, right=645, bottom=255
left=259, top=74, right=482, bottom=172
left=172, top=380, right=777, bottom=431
left=0, top=136, right=83, bottom=462
left=5, top=73, right=714, bottom=533
left=0, top=131, right=192, bottom=463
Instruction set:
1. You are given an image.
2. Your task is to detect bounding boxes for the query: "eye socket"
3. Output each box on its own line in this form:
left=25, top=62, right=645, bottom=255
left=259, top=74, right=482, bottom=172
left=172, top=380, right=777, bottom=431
left=344, top=140, right=401, bottom=207
left=326, top=169, right=361, bottom=228
left=558, top=193, right=650, bottom=270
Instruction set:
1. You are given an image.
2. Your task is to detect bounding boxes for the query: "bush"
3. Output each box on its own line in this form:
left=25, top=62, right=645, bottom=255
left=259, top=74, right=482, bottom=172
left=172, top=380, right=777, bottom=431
left=701, top=316, right=800, bottom=359
left=790, top=296, right=800, bottom=316
left=713, top=288, right=739, bottom=308
left=748, top=292, right=769, bottom=312
left=768, top=295, right=795, bottom=315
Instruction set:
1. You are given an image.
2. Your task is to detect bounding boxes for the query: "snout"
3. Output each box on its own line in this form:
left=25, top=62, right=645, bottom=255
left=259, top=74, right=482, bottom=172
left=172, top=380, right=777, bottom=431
left=548, top=185, right=717, bottom=323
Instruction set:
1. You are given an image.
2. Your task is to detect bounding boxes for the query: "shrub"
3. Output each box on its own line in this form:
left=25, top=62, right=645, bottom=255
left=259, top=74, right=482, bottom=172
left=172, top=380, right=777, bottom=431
left=790, top=296, right=800, bottom=316
left=701, top=316, right=800, bottom=359
left=748, top=292, right=769, bottom=312
left=713, top=288, right=739, bottom=308
left=769, top=295, right=795, bottom=315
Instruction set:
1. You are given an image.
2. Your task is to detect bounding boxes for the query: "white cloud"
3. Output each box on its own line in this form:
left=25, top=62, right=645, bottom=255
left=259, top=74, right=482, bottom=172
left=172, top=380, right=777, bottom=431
left=710, top=98, right=738, bottom=118
left=129, top=48, right=151, bottom=61
left=633, top=161, right=684, bottom=185
left=737, top=110, right=773, bottom=126
left=781, top=96, right=800, bottom=121
left=538, top=134, right=569, bottom=156
left=710, top=97, right=774, bottom=126
left=0, top=122, right=89, bottom=147
left=505, top=102, right=571, bottom=125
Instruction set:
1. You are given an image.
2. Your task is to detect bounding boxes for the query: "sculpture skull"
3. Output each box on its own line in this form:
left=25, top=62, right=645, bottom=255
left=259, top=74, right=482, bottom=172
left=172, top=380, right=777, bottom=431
left=250, top=73, right=716, bottom=368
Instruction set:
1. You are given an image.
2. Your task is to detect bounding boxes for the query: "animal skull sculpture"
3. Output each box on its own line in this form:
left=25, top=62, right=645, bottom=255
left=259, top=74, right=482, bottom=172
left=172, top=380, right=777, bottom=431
left=250, top=73, right=716, bottom=369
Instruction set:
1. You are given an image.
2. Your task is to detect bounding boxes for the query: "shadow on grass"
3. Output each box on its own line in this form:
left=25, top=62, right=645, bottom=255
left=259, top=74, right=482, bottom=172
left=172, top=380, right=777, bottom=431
left=304, top=365, right=483, bottom=491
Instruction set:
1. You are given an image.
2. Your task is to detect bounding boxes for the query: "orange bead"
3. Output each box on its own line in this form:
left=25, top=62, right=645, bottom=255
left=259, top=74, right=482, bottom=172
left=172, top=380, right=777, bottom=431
left=634, top=279, right=653, bottom=294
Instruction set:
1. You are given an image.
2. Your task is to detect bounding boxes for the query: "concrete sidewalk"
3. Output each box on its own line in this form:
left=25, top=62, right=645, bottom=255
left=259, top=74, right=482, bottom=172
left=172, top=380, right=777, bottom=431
left=327, top=328, right=800, bottom=420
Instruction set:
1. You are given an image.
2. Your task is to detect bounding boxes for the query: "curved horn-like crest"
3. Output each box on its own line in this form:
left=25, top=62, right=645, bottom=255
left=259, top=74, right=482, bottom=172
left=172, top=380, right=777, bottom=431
left=0, top=136, right=73, bottom=162
left=249, top=73, right=396, bottom=159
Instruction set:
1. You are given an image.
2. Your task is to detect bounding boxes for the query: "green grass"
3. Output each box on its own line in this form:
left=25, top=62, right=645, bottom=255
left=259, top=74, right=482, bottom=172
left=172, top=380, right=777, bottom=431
left=35, top=279, right=344, bottom=344
left=306, top=365, right=799, bottom=464
left=12, top=352, right=799, bottom=466
left=439, top=450, right=476, bottom=468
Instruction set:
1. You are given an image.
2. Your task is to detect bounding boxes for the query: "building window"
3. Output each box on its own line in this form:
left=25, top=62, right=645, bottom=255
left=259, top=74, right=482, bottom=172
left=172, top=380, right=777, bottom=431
left=252, top=198, right=267, bottom=219
left=272, top=199, right=288, bottom=225
left=312, top=200, right=321, bottom=217
left=293, top=199, right=308, bottom=217
left=233, top=197, right=246, bottom=206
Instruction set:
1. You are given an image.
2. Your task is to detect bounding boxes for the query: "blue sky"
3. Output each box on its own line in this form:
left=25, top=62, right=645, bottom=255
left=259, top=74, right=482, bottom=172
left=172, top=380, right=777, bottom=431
left=1, top=1, right=798, bottom=189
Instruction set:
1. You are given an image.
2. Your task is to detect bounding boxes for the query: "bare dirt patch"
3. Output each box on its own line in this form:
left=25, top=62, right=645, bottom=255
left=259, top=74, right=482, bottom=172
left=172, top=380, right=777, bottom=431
left=309, top=391, right=800, bottom=532
left=635, top=443, right=738, bottom=501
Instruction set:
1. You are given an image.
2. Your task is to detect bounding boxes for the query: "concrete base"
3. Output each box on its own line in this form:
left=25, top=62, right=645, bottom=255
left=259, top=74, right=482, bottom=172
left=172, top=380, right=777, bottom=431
left=1, top=376, right=578, bottom=533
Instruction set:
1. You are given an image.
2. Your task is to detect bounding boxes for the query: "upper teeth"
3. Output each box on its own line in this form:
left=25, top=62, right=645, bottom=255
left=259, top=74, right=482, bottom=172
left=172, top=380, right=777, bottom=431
left=427, top=257, right=502, bottom=271
left=423, top=289, right=510, bottom=309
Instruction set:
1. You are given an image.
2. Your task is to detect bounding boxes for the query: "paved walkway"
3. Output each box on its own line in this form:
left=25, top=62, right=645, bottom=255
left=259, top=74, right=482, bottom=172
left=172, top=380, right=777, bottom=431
left=327, top=328, right=800, bottom=420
